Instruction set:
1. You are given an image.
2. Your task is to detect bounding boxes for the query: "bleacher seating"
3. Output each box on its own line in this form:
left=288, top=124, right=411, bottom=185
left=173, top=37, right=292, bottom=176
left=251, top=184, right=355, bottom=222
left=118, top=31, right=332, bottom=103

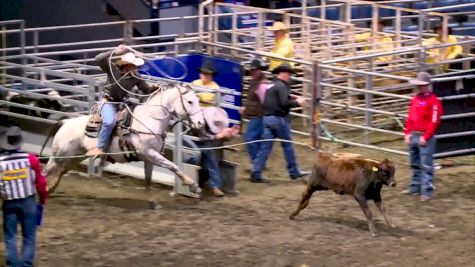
left=306, top=0, right=474, bottom=36
left=325, top=7, right=340, bottom=20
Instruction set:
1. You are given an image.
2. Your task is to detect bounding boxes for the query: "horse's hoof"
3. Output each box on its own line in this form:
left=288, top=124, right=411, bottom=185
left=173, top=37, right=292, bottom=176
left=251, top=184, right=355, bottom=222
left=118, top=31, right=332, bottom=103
left=148, top=201, right=162, bottom=210
left=188, top=182, right=202, bottom=194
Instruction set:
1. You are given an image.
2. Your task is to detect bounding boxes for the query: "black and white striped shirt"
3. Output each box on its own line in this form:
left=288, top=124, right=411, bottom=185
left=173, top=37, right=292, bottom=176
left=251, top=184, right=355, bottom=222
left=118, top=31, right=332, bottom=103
left=0, top=152, right=36, bottom=200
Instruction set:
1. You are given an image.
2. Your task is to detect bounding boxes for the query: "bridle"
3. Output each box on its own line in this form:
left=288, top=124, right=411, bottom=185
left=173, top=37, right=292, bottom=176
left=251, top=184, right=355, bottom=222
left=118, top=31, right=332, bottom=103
left=174, top=84, right=203, bottom=130
left=130, top=84, right=202, bottom=140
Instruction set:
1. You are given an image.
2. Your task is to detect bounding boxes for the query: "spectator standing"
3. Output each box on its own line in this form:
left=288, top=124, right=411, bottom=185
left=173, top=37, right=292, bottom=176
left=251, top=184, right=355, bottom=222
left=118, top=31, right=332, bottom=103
left=266, top=21, right=295, bottom=71
left=240, top=59, right=273, bottom=166
left=402, top=72, right=443, bottom=202
left=191, top=62, right=220, bottom=107
left=0, top=126, right=48, bottom=267
left=250, top=63, right=309, bottom=183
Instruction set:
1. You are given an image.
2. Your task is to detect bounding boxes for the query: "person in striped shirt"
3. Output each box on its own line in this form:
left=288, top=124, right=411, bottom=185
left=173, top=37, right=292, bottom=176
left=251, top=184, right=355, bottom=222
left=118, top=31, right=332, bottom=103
left=0, top=126, right=48, bottom=267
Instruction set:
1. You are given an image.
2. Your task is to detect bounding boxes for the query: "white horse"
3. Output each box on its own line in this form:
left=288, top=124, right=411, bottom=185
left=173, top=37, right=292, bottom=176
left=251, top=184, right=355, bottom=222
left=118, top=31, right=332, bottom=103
left=44, top=84, right=205, bottom=204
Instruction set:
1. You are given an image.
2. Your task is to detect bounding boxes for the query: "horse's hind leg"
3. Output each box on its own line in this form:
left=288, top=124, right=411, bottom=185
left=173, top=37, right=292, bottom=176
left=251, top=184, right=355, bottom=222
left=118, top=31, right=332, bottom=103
left=143, top=149, right=201, bottom=194
left=46, top=157, right=84, bottom=193
left=144, top=160, right=161, bottom=210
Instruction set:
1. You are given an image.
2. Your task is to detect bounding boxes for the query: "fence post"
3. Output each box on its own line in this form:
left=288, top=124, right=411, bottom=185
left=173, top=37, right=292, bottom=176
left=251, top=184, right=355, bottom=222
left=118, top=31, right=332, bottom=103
left=312, top=62, right=322, bottom=148
left=231, top=12, right=238, bottom=57
left=32, top=31, right=39, bottom=80
left=123, top=20, right=134, bottom=45
left=417, top=12, right=425, bottom=47
left=173, top=121, right=183, bottom=193
left=364, top=65, right=373, bottom=145
left=20, top=20, right=26, bottom=90
left=87, top=79, right=100, bottom=177
left=343, top=1, right=351, bottom=23
left=257, top=11, right=263, bottom=51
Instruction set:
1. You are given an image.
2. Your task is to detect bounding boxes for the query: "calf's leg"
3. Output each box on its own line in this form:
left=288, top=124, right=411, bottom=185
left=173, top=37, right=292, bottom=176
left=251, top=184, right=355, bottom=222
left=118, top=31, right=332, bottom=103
left=289, top=186, right=318, bottom=220
left=374, top=200, right=395, bottom=228
left=355, top=195, right=377, bottom=237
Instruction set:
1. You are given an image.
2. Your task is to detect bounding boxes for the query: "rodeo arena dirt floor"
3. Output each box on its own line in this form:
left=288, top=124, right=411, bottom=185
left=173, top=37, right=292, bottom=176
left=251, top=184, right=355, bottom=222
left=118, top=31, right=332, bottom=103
left=1, top=133, right=474, bottom=267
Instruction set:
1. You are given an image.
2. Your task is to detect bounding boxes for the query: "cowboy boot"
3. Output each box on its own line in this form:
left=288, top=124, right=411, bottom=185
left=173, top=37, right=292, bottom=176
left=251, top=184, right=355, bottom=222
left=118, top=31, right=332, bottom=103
left=212, top=188, right=225, bottom=197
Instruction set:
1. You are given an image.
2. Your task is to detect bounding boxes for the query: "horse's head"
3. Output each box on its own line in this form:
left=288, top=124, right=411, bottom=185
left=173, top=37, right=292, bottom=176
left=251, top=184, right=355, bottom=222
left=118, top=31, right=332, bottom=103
left=169, top=85, right=205, bottom=130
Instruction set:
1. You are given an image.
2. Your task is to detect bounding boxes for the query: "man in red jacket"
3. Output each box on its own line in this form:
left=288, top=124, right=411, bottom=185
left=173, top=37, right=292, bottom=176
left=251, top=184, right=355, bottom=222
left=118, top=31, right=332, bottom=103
left=0, top=126, right=48, bottom=267
left=403, top=72, right=443, bottom=202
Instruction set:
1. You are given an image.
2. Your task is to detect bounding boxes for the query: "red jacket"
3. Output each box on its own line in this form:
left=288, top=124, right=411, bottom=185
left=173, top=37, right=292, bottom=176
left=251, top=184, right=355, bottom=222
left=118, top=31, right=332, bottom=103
left=28, top=154, right=48, bottom=204
left=404, top=92, right=443, bottom=140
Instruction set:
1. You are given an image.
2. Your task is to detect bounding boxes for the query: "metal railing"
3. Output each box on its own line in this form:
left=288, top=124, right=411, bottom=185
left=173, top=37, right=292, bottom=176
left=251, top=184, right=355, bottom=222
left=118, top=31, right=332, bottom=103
left=0, top=0, right=473, bottom=164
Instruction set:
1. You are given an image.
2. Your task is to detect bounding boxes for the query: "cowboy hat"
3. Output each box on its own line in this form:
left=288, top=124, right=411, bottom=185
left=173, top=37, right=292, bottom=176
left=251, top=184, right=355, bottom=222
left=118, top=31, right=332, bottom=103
left=268, top=21, right=289, bottom=31
left=250, top=59, right=268, bottom=71
left=115, top=52, right=145, bottom=67
left=0, top=126, right=23, bottom=151
left=272, top=62, right=293, bottom=74
left=198, top=61, right=217, bottom=75
left=202, top=107, right=229, bottom=134
left=409, top=72, right=431, bottom=86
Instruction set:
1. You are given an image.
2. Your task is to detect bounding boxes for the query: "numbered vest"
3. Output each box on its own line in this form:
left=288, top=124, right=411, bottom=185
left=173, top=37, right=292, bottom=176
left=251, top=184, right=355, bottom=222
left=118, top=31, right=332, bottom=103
left=0, top=152, right=36, bottom=200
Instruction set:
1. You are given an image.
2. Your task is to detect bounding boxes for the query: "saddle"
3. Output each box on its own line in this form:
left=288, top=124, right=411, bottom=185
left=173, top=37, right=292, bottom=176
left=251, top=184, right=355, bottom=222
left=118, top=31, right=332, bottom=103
left=85, top=104, right=138, bottom=162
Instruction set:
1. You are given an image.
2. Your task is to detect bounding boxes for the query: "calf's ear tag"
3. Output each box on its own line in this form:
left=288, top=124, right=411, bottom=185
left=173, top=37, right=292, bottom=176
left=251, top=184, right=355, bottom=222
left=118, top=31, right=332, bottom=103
left=372, top=167, right=379, bottom=172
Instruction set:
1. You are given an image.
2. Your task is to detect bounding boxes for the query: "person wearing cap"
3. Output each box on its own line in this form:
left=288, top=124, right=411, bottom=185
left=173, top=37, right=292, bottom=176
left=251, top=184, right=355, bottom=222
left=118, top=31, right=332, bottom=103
left=422, top=25, right=463, bottom=71
left=250, top=63, right=309, bottom=183
left=0, top=126, right=48, bottom=267
left=402, top=72, right=443, bottom=202
left=240, top=59, right=273, bottom=165
left=89, top=44, right=159, bottom=156
left=192, top=107, right=240, bottom=197
left=266, top=21, right=295, bottom=71
left=191, top=62, right=220, bottom=107
left=354, top=20, right=394, bottom=64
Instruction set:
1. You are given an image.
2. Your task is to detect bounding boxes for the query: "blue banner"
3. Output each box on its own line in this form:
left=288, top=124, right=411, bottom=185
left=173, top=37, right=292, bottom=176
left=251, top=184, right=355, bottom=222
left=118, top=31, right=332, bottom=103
left=140, top=53, right=243, bottom=123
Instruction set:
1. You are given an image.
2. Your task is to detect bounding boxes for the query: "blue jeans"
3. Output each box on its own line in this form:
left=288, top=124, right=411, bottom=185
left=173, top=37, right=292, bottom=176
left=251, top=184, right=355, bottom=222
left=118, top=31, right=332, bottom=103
left=98, top=103, right=117, bottom=149
left=408, top=133, right=437, bottom=196
left=199, top=142, right=222, bottom=189
left=244, top=117, right=264, bottom=162
left=251, top=115, right=300, bottom=179
left=3, top=195, right=37, bottom=267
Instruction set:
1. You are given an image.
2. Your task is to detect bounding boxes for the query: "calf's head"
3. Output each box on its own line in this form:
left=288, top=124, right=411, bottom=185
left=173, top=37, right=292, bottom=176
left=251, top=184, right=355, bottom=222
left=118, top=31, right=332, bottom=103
left=374, top=159, right=396, bottom=187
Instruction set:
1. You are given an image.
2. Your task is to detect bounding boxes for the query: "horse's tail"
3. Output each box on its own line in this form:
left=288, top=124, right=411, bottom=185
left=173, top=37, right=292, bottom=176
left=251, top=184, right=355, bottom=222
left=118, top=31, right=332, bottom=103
left=39, top=119, right=64, bottom=159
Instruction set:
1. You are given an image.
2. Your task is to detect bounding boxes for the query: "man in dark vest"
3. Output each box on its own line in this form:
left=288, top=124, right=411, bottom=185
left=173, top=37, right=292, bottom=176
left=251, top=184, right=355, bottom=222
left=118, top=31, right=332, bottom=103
left=250, top=63, right=310, bottom=183
left=240, top=59, right=273, bottom=166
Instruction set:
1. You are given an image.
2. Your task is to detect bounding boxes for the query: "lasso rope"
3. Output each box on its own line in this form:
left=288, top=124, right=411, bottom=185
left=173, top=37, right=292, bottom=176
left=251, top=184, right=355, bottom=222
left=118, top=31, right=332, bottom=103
left=123, top=46, right=188, bottom=82
left=38, top=138, right=316, bottom=160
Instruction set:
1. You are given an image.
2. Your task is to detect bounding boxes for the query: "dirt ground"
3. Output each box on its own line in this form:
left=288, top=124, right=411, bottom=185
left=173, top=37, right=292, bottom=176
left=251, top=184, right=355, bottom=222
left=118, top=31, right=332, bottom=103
left=0, top=136, right=474, bottom=267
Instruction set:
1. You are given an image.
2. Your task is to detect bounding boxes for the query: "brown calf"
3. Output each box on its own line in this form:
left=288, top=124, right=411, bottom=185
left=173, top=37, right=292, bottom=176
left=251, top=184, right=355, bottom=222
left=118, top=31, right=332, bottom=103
left=289, top=152, right=396, bottom=237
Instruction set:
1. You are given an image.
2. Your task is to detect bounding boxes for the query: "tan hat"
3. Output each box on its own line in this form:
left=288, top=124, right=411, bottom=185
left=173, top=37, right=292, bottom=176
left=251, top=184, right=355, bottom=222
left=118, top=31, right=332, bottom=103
left=0, top=126, right=23, bottom=150
left=115, top=52, right=145, bottom=67
left=202, top=107, right=229, bottom=134
left=409, top=72, right=431, bottom=86
left=268, top=21, right=289, bottom=31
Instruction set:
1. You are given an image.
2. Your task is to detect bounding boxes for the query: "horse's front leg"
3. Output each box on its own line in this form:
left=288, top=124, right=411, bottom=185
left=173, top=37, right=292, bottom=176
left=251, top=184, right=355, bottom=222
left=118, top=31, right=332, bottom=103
left=143, top=149, right=201, bottom=194
left=144, top=160, right=161, bottom=210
